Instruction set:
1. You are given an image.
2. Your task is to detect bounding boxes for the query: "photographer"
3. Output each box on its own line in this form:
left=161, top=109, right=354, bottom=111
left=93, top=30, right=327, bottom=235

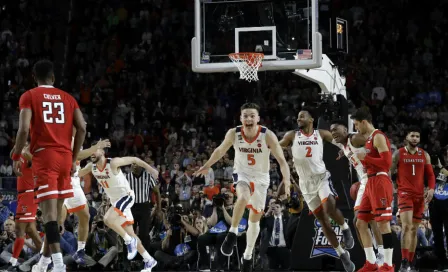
left=197, top=191, right=247, bottom=270
left=153, top=205, right=198, bottom=269
left=85, top=215, right=118, bottom=269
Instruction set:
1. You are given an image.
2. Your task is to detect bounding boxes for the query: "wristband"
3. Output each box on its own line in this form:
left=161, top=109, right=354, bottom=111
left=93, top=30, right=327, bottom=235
left=12, top=153, right=21, bottom=161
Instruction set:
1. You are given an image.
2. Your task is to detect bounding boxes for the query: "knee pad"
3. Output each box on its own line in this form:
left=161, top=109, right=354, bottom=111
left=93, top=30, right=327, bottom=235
left=44, top=221, right=60, bottom=244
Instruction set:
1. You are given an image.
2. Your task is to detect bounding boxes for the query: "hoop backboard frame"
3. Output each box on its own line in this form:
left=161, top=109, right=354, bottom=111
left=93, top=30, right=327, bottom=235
left=191, top=0, right=322, bottom=73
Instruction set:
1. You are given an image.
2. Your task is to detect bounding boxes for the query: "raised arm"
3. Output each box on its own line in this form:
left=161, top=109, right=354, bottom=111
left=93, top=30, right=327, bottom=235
left=110, top=157, right=159, bottom=178
left=319, top=129, right=334, bottom=143
left=266, top=130, right=291, bottom=197
left=77, top=139, right=111, bottom=161
left=279, top=130, right=295, bottom=148
left=78, top=162, right=93, bottom=177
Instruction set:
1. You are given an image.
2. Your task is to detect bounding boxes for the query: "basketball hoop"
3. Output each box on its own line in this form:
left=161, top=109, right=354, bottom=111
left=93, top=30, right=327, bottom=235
left=228, top=52, right=264, bottom=82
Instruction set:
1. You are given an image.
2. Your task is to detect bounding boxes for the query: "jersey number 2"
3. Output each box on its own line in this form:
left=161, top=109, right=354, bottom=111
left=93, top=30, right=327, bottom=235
left=43, top=102, right=65, bottom=124
left=305, top=147, right=312, bottom=157
left=247, top=154, right=256, bottom=165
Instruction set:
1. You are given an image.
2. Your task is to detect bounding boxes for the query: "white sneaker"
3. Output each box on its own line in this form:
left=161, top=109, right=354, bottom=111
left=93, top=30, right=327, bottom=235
left=126, top=237, right=138, bottom=260
left=376, top=253, right=384, bottom=266
left=51, top=264, right=66, bottom=272
left=141, top=257, right=157, bottom=272
left=32, top=263, right=48, bottom=272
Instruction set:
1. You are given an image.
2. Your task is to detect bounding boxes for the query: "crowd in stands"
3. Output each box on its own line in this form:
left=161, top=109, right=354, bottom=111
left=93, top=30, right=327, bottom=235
left=0, top=0, right=448, bottom=271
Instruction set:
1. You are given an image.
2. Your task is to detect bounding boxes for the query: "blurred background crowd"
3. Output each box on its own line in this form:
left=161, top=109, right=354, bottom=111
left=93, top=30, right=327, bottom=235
left=1, top=0, right=448, bottom=271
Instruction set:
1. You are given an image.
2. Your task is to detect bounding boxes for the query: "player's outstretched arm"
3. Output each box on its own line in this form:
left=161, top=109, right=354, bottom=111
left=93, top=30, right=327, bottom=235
left=72, top=109, right=87, bottom=162
left=194, top=128, right=235, bottom=177
left=77, top=139, right=111, bottom=161
left=279, top=130, right=295, bottom=148
left=267, top=130, right=291, bottom=197
left=111, top=157, right=159, bottom=178
left=78, top=162, right=93, bottom=177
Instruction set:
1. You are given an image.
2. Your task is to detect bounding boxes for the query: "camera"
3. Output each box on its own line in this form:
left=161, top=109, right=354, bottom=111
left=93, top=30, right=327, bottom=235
left=167, top=205, right=184, bottom=226
left=212, top=194, right=227, bottom=207
left=97, top=221, right=105, bottom=229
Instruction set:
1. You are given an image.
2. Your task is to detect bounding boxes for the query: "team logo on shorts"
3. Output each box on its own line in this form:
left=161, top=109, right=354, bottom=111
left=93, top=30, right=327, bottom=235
left=22, top=206, right=28, bottom=212
left=380, top=198, right=387, bottom=207
left=310, top=218, right=347, bottom=259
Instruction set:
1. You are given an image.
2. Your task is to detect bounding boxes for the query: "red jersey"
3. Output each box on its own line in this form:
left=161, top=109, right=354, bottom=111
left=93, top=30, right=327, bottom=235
left=397, top=147, right=426, bottom=196
left=18, top=85, right=79, bottom=154
left=17, top=155, right=34, bottom=192
left=364, top=130, right=391, bottom=175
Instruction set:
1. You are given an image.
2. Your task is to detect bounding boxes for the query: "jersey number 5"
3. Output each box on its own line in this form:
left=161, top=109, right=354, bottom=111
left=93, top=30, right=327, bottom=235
left=305, top=147, right=312, bottom=157
left=43, top=102, right=65, bottom=124
left=247, top=154, right=256, bottom=165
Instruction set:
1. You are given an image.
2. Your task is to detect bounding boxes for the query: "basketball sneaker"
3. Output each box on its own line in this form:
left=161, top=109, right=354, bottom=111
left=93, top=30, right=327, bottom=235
left=342, top=228, right=354, bottom=249
left=379, top=264, right=395, bottom=272
left=340, top=251, right=355, bottom=272
left=220, top=232, right=237, bottom=256
left=357, top=261, right=379, bottom=272
left=399, top=259, right=410, bottom=272
left=126, top=237, right=138, bottom=260
left=241, top=257, right=252, bottom=272
left=142, top=257, right=157, bottom=272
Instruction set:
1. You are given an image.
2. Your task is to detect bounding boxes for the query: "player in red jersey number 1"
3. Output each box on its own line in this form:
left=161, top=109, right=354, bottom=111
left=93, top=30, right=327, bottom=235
left=351, top=108, right=395, bottom=272
left=11, top=60, right=87, bottom=272
left=390, top=126, right=435, bottom=272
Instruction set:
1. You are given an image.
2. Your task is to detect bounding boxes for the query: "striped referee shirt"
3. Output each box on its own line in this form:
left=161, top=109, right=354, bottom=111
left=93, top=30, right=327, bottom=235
left=126, top=171, right=157, bottom=203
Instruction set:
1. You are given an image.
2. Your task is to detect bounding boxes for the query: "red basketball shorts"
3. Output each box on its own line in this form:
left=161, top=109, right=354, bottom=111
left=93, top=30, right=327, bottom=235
left=33, top=149, right=74, bottom=203
left=397, top=192, right=425, bottom=222
left=357, top=174, right=393, bottom=222
left=15, top=191, right=38, bottom=223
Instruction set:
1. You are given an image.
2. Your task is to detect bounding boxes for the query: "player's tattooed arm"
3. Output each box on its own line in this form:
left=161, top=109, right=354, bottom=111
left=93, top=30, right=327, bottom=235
left=279, top=130, right=295, bottom=148
left=390, top=149, right=400, bottom=177
left=111, top=157, right=159, bottom=178
left=267, top=130, right=291, bottom=197
left=78, top=162, right=93, bottom=177
left=77, top=139, right=111, bottom=161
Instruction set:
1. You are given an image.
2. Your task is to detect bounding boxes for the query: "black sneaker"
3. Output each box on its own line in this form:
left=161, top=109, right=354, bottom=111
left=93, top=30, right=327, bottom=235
left=399, top=259, right=410, bottom=272
left=241, top=258, right=252, bottom=272
left=220, top=232, right=237, bottom=256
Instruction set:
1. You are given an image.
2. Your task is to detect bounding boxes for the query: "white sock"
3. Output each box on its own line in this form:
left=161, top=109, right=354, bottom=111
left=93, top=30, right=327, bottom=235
left=123, top=233, right=132, bottom=244
left=334, top=245, right=345, bottom=256
left=378, top=245, right=384, bottom=256
left=243, top=221, right=260, bottom=260
left=77, top=241, right=86, bottom=252
left=38, top=256, right=52, bottom=266
left=229, top=226, right=238, bottom=235
left=51, top=253, right=64, bottom=268
left=9, top=257, right=18, bottom=266
left=141, top=251, right=153, bottom=262
left=384, top=248, right=393, bottom=266
left=364, top=247, right=376, bottom=264
left=340, top=222, right=349, bottom=230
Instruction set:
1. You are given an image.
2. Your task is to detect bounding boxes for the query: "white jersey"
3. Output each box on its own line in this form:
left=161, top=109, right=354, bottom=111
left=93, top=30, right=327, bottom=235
left=71, top=138, right=82, bottom=189
left=233, top=126, right=271, bottom=175
left=92, top=158, right=132, bottom=202
left=291, top=130, right=326, bottom=180
left=333, top=134, right=367, bottom=183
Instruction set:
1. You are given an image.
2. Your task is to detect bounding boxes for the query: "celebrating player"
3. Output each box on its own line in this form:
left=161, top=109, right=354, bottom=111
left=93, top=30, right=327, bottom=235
left=390, top=126, right=435, bottom=271
left=330, top=120, right=385, bottom=265
left=0, top=144, right=43, bottom=271
left=194, top=102, right=291, bottom=272
left=351, top=108, right=394, bottom=272
left=280, top=107, right=355, bottom=272
left=78, top=145, right=158, bottom=272
left=12, top=60, right=87, bottom=272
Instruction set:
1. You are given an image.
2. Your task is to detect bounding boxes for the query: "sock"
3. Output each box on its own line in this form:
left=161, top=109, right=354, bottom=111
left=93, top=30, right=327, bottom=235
left=51, top=253, right=64, bottom=268
left=141, top=251, right=153, bottom=262
left=38, top=256, right=52, bottom=266
left=409, top=251, right=415, bottom=262
left=340, top=222, right=349, bottom=230
left=384, top=249, right=393, bottom=266
left=364, top=247, right=377, bottom=264
left=401, top=248, right=409, bottom=260
left=243, top=221, right=260, bottom=260
left=229, top=226, right=239, bottom=235
left=334, top=245, right=345, bottom=256
left=12, top=237, right=25, bottom=259
left=123, top=233, right=132, bottom=244
left=378, top=245, right=384, bottom=256
left=9, top=257, right=18, bottom=266
left=77, top=241, right=86, bottom=252
left=382, top=232, right=394, bottom=267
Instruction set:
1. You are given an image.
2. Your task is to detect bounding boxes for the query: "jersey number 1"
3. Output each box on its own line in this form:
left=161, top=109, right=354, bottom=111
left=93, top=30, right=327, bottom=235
left=412, top=164, right=415, bottom=176
left=43, top=102, right=65, bottom=124
left=305, top=147, right=312, bottom=157
left=247, top=154, right=256, bottom=165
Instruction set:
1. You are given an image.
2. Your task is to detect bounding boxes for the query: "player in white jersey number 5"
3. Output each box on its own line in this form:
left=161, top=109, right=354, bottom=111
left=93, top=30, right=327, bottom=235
left=194, top=103, right=291, bottom=272
left=330, top=120, right=385, bottom=266
left=280, top=107, right=355, bottom=272
left=78, top=148, right=158, bottom=272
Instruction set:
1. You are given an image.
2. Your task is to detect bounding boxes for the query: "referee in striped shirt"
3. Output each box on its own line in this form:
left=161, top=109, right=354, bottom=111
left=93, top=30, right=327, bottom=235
left=126, top=163, right=157, bottom=249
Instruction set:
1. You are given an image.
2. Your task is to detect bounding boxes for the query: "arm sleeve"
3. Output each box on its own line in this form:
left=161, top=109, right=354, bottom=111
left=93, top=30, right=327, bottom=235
left=19, top=91, right=32, bottom=110
left=424, top=164, right=436, bottom=189
left=364, top=150, right=392, bottom=170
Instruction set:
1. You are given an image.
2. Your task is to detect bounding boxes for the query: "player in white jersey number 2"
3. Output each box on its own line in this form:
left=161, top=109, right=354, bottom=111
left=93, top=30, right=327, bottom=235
left=280, top=107, right=355, bottom=272
left=78, top=147, right=158, bottom=272
left=330, top=120, right=385, bottom=266
left=195, top=103, right=291, bottom=272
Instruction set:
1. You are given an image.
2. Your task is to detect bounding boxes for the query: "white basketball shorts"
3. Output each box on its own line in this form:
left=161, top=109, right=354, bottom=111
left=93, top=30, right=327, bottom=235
left=354, top=177, right=368, bottom=211
left=233, top=171, right=270, bottom=214
left=63, top=187, right=87, bottom=213
left=299, top=171, right=338, bottom=213
left=111, top=191, right=135, bottom=227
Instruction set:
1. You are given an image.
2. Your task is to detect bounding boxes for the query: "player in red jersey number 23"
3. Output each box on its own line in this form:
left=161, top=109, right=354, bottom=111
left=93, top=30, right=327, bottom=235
left=351, top=108, right=395, bottom=272
left=11, top=60, right=87, bottom=272
left=390, top=126, right=435, bottom=272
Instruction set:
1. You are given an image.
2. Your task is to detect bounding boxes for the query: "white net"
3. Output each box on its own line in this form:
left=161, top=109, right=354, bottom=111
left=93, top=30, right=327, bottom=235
left=228, top=53, right=264, bottom=82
